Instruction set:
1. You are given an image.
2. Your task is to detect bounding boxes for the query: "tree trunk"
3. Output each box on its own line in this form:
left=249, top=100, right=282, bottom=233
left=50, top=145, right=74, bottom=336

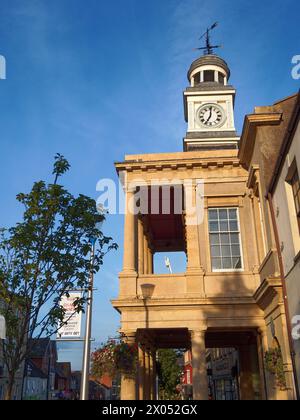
left=4, top=371, right=16, bottom=400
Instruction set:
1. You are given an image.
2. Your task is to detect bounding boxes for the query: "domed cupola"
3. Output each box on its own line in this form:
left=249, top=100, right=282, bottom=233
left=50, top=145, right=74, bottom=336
left=187, top=54, right=231, bottom=87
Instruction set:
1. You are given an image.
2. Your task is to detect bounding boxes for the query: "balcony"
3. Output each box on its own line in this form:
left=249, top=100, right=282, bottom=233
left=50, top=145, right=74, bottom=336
left=125, top=270, right=260, bottom=301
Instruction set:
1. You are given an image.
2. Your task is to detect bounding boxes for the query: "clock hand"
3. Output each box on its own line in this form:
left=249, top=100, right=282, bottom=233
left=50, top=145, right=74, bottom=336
left=205, top=107, right=213, bottom=123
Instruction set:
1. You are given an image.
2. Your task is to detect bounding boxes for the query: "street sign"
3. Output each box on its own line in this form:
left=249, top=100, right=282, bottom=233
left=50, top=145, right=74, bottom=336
left=57, top=293, right=82, bottom=339
left=0, top=314, right=5, bottom=339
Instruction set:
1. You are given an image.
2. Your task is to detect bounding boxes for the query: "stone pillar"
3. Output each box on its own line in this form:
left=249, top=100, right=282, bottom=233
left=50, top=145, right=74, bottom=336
left=144, top=235, right=149, bottom=275
left=185, top=183, right=205, bottom=296
left=123, top=188, right=137, bottom=274
left=151, top=349, right=157, bottom=400
left=238, top=345, right=255, bottom=400
left=144, top=347, right=151, bottom=400
left=120, top=332, right=137, bottom=400
left=148, top=248, right=153, bottom=275
left=138, top=218, right=144, bottom=275
left=191, top=329, right=209, bottom=400
left=147, top=347, right=157, bottom=400
left=138, top=344, right=145, bottom=400
left=257, top=327, right=268, bottom=400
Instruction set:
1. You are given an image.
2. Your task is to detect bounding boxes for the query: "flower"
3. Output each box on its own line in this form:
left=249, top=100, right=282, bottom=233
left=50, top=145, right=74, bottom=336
left=91, top=338, right=138, bottom=379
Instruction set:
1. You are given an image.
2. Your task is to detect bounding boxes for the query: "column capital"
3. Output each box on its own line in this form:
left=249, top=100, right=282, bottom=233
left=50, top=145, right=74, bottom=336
left=121, top=331, right=137, bottom=344
left=258, top=326, right=268, bottom=337
left=190, top=324, right=208, bottom=340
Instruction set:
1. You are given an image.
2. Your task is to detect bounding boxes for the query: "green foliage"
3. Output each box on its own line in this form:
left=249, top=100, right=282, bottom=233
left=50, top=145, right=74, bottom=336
left=0, top=154, right=118, bottom=398
left=157, top=349, right=182, bottom=400
left=265, top=348, right=287, bottom=390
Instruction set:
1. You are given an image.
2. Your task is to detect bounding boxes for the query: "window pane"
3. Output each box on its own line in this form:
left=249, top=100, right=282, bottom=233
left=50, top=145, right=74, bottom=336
left=220, top=233, right=230, bottom=244
left=211, top=246, right=221, bottom=257
left=232, top=257, right=242, bottom=269
left=220, top=221, right=229, bottom=232
left=219, top=209, right=228, bottom=220
left=222, top=258, right=232, bottom=269
left=212, top=258, right=222, bottom=270
left=209, top=221, right=219, bottom=232
left=230, top=233, right=240, bottom=244
left=209, top=210, right=218, bottom=220
left=229, top=221, right=238, bottom=231
left=228, top=209, right=237, bottom=219
left=231, top=245, right=241, bottom=256
left=221, top=245, right=231, bottom=257
left=210, top=234, right=220, bottom=245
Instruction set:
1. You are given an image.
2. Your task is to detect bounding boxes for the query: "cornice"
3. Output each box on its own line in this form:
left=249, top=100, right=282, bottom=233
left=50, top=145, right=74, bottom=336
left=111, top=296, right=257, bottom=310
left=238, top=112, right=283, bottom=169
left=253, top=277, right=282, bottom=311
left=115, top=156, right=242, bottom=174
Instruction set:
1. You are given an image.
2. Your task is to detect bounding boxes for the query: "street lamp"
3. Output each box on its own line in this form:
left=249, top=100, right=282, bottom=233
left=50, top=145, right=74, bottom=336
left=80, top=220, right=103, bottom=401
left=140, top=284, right=155, bottom=301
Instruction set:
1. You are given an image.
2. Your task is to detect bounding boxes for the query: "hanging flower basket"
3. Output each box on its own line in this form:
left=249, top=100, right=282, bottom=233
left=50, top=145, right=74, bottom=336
left=264, top=348, right=287, bottom=390
left=91, top=340, right=117, bottom=378
left=115, top=342, right=138, bottom=376
left=91, top=339, right=138, bottom=379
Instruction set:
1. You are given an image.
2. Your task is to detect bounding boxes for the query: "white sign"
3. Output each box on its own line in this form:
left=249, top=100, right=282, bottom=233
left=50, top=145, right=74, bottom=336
left=57, top=293, right=82, bottom=339
left=0, top=315, right=6, bottom=340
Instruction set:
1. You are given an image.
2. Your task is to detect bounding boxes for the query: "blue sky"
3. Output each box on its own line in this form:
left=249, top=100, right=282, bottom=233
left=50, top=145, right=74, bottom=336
left=0, top=0, right=299, bottom=370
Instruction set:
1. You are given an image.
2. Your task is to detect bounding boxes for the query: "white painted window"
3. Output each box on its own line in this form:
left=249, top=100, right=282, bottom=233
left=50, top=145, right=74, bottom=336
left=208, top=208, right=243, bottom=272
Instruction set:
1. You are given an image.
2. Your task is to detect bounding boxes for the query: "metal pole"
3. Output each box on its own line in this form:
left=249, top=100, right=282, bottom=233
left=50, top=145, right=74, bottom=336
left=80, top=240, right=96, bottom=401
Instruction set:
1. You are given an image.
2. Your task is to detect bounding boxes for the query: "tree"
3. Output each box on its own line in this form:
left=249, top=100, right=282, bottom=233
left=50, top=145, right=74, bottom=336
left=157, top=349, right=182, bottom=400
left=0, top=154, right=118, bottom=400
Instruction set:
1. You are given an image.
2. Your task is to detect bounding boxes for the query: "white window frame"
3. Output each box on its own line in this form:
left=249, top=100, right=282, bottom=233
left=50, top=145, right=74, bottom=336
left=208, top=207, right=244, bottom=273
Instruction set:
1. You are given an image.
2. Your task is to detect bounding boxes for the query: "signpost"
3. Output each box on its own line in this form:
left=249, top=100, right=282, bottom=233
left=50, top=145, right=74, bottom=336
left=57, top=293, right=82, bottom=339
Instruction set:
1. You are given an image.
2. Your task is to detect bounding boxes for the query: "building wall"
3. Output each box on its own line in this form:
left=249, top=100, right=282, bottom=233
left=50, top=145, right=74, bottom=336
left=272, top=117, right=300, bottom=393
left=273, top=119, right=300, bottom=274
left=23, top=376, right=47, bottom=400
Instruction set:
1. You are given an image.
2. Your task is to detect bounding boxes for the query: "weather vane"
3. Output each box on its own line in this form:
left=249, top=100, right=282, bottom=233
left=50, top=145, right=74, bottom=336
left=195, top=22, right=222, bottom=55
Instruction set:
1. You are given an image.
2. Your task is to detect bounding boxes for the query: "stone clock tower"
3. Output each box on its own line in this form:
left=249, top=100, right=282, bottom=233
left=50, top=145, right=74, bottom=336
left=183, top=54, right=240, bottom=151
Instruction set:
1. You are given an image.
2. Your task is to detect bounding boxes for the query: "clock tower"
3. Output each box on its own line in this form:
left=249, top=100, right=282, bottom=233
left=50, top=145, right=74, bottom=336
left=183, top=53, right=240, bottom=151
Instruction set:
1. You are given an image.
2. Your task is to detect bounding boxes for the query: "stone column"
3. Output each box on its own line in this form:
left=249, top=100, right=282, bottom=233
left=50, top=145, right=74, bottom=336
left=143, top=235, right=149, bottom=275
left=120, top=332, right=137, bottom=400
left=185, top=183, right=205, bottom=296
left=148, top=248, right=153, bottom=275
left=238, top=345, right=255, bottom=400
left=257, top=327, right=268, bottom=400
left=122, top=188, right=137, bottom=274
left=138, top=218, right=144, bottom=275
left=149, top=348, right=154, bottom=400
left=138, top=344, right=145, bottom=400
left=144, top=347, right=151, bottom=400
left=191, top=329, right=209, bottom=400
left=151, top=349, right=157, bottom=400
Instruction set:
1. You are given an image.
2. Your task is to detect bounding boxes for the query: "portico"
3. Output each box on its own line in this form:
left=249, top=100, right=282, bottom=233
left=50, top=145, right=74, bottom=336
left=112, top=51, right=295, bottom=400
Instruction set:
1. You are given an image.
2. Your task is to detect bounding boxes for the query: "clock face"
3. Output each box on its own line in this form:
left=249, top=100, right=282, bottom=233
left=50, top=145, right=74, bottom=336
left=197, top=104, right=226, bottom=128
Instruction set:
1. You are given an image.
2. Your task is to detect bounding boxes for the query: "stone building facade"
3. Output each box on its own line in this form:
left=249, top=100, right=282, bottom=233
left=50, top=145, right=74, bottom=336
left=239, top=91, right=300, bottom=399
left=112, top=53, right=298, bottom=400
